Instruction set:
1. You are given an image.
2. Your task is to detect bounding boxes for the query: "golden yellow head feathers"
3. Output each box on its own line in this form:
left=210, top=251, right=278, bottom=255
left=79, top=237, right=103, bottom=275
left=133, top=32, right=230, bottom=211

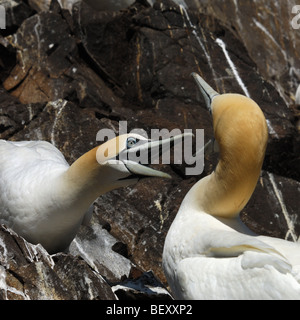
left=212, top=94, right=268, bottom=172
left=192, top=73, right=268, bottom=218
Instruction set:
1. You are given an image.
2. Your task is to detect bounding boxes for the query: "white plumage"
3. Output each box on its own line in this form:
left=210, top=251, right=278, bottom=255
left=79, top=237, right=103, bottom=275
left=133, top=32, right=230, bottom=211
left=0, top=140, right=87, bottom=253
left=162, top=73, right=300, bottom=300
left=163, top=185, right=300, bottom=299
left=0, top=134, right=183, bottom=253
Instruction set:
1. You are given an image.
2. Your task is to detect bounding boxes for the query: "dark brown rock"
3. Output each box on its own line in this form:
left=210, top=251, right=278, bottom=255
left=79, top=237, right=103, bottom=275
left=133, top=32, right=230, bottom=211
left=183, top=0, right=300, bottom=106
left=74, top=0, right=299, bottom=180
left=241, top=171, right=300, bottom=242
left=0, top=0, right=35, bottom=37
left=112, top=270, right=172, bottom=300
left=0, top=225, right=116, bottom=299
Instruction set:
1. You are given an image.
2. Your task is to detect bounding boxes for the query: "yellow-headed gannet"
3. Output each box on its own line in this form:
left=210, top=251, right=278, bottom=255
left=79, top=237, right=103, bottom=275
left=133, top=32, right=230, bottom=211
left=162, top=73, right=300, bottom=300
left=0, top=133, right=185, bottom=253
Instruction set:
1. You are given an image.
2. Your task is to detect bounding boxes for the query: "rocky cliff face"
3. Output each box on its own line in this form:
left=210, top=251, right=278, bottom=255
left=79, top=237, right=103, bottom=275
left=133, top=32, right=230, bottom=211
left=184, top=0, right=300, bottom=104
left=0, top=0, right=299, bottom=300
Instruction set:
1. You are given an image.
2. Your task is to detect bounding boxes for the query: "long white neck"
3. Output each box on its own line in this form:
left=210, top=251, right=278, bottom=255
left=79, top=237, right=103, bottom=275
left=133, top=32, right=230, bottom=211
left=41, top=147, right=132, bottom=234
left=27, top=147, right=134, bottom=253
left=191, top=160, right=263, bottom=219
left=62, top=148, right=109, bottom=206
left=56, top=147, right=134, bottom=217
left=186, top=94, right=268, bottom=218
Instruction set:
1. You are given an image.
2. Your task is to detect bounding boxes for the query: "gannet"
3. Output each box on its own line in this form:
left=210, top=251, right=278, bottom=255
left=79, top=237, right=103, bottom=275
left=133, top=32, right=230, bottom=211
left=162, top=73, right=300, bottom=300
left=0, top=133, right=185, bottom=254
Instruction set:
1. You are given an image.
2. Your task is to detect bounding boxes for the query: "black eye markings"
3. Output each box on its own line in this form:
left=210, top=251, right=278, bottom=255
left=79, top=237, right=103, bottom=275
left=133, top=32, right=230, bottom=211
left=126, top=137, right=140, bottom=149
left=116, top=137, right=144, bottom=161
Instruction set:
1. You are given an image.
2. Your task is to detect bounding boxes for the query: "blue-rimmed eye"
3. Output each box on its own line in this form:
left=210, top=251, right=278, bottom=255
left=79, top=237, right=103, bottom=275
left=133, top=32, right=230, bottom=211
left=126, top=137, right=138, bottom=149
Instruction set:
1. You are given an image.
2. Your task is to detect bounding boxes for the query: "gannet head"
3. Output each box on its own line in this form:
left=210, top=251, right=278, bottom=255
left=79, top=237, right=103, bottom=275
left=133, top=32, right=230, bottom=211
left=66, top=132, right=191, bottom=202
left=191, top=73, right=268, bottom=218
left=192, top=72, right=268, bottom=165
left=95, top=133, right=187, bottom=187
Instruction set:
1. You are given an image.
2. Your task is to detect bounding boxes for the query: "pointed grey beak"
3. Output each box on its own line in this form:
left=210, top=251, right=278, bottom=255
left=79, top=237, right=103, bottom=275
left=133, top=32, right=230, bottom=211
left=121, top=133, right=194, bottom=179
left=191, top=73, right=219, bottom=113
left=123, top=161, right=172, bottom=179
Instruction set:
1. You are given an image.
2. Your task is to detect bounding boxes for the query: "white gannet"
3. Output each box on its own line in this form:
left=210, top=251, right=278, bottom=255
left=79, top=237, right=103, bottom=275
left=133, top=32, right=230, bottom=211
left=162, top=73, right=300, bottom=300
left=0, top=133, right=186, bottom=254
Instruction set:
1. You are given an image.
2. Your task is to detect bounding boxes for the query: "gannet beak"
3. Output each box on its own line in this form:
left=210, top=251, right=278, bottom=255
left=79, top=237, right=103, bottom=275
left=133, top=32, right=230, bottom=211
left=121, top=133, right=193, bottom=180
left=123, top=161, right=172, bottom=179
left=191, top=73, right=219, bottom=113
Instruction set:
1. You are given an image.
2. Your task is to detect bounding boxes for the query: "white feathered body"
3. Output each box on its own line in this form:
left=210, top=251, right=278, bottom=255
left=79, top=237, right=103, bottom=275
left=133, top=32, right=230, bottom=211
left=0, top=140, right=90, bottom=253
left=163, top=179, right=300, bottom=300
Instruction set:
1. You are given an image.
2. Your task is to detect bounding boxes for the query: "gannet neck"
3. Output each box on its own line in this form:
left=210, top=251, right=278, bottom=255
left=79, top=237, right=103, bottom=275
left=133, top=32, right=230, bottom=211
left=195, top=94, right=268, bottom=218
left=0, top=134, right=181, bottom=253
left=163, top=74, right=300, bottom=300
left=63, top=146, right=132, bottom=206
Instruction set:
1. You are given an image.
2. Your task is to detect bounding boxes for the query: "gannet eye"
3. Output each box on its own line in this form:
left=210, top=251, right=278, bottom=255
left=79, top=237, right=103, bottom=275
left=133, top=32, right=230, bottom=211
left=126, top=137, right=138, bottom=149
